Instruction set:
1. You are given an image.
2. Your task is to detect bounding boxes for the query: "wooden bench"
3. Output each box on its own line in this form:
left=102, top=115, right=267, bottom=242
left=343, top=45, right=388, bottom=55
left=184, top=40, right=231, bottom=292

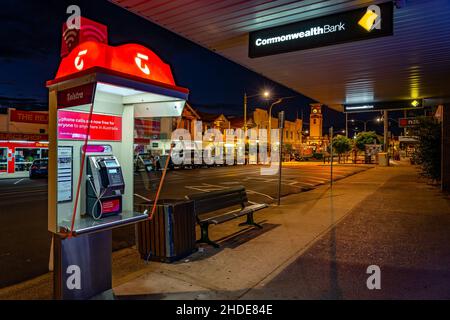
left=185, top=186, right=268, bottom=248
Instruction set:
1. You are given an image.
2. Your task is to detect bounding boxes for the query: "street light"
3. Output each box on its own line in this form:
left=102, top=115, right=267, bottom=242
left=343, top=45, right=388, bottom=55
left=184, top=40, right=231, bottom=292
left=267, top=95, right=297, bottom=130
left=349, top=118, right=380, bottom=132
left=268, top=98, right=284, bottom=130
left=377, top=116, right=398, bottom=124
left=244, top=90, right=270, bottom=130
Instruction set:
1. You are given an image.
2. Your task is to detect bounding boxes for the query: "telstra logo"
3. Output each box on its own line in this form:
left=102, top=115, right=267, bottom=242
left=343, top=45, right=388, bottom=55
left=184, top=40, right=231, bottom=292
left=358, top=5, right=382, bottom=32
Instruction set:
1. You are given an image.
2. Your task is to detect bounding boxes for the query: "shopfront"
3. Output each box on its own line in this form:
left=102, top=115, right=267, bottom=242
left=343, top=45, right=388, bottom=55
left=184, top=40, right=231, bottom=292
left=0, top=109, right=49, bottom=178
left=0, top=133, right=48, bottom=177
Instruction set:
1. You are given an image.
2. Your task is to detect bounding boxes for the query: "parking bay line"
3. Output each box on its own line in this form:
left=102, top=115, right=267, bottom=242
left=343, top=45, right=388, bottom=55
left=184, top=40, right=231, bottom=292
left=245, top=189, right=275, bottom=200
left=134, top=193, right=152, bottom=202
left=13, top=178, right=24, bottom=185
left=185, top=183, right=228, bottom=193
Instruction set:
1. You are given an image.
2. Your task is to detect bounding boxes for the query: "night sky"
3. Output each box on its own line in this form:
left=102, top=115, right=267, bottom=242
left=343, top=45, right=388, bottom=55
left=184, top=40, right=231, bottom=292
left=0, top=0, right=386, bottom=133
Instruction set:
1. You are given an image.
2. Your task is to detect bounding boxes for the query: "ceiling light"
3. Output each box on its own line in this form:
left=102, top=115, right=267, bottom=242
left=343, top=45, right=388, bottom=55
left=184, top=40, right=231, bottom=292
left=346, top=105, right=374, bottom=111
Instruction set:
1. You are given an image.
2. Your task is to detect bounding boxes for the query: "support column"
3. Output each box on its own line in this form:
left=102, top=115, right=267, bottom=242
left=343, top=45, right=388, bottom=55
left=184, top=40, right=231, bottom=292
left=243, top=93, right=247, bottom=131
left=403, top=109, right=407, bottom=136
left=442, top=104, right=450, bottom=192
left=384, top=110, right=389, bottom=152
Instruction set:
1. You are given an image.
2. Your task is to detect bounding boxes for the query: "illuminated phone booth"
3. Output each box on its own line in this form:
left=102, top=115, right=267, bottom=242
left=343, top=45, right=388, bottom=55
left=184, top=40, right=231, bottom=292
left=47, top=40, right=188, bottom=299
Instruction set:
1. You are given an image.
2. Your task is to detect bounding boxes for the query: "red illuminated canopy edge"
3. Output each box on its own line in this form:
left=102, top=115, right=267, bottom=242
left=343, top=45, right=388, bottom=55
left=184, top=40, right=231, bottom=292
left=46, top=66, right=189, bottom=95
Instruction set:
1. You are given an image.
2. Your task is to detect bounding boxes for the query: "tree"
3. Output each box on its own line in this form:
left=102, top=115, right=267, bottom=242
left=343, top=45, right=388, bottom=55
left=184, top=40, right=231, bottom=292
left=413, top=116, right=441, bottom=181
left=283, top=143, right=293, bottom=161
left=354, top=131, right=380, bottom=152
left=332, top=135, right=352, bottom=163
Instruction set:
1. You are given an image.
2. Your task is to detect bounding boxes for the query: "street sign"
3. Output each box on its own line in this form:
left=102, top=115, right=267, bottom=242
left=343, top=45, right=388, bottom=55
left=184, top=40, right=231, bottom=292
left=398, top=117, right=420, bottom=128
left=344, top=99, right=423, bottom=113
left=278, top=111, right=285, bottom=128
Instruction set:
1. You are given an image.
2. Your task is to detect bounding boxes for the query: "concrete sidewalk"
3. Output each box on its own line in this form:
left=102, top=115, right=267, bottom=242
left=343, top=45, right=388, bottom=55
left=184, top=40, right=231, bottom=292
left=113, top=164, right=450, bottom=299
left=2, top=164, right=449, bottom=299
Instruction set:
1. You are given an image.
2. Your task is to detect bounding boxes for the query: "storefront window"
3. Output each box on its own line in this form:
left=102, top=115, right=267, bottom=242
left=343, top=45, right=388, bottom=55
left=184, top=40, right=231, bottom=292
left=0, top=148, right=7, bottom=172
left=14, top=148, right=41, bottom=172
left=41, top=148, right=49, bottom=158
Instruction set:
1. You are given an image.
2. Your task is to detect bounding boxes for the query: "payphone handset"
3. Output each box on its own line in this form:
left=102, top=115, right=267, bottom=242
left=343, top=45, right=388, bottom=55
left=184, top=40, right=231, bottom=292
left=86, top=155, right=125, bottom=219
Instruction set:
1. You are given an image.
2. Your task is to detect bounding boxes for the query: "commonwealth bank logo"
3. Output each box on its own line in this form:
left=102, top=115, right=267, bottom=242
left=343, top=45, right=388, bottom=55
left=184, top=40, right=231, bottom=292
left=358, top=5, right=382, bottom=32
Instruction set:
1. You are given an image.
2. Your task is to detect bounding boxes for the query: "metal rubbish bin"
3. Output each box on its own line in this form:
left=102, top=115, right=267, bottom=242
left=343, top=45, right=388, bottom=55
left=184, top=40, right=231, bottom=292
left=378, top=152, right=389, bottom=166
left=135, top=199, right=196, bottom=262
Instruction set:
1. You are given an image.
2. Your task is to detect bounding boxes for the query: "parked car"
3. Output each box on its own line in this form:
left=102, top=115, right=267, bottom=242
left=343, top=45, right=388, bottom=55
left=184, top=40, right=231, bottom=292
left=134, top=153, right=155, bottom=172
left=29, top=158, right=48, bottom=178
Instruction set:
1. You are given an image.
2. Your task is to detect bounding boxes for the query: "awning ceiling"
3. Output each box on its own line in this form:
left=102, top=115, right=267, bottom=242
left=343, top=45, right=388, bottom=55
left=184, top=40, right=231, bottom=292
left=110, top=0, right=450, bottom=112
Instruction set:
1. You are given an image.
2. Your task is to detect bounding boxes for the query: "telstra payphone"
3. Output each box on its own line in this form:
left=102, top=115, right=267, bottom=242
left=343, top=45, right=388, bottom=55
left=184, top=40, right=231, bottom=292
left=86, top=155, right=125, bottom=219
left=47, top=17, right=190, bottom=299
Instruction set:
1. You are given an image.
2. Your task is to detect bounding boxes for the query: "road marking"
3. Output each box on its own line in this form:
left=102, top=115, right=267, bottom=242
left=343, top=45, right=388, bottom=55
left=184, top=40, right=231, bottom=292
left=134, top=193, right=152, bottom=202
left=246, top=189, right=275, bottom=200
left=13, top=179, right=24, bottom=185
left=185, top=183, right=227, bottom=193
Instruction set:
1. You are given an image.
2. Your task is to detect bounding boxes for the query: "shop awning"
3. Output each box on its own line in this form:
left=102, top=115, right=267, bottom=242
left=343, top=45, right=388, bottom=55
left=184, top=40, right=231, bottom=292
left=110, top=0, right=450, bottom=111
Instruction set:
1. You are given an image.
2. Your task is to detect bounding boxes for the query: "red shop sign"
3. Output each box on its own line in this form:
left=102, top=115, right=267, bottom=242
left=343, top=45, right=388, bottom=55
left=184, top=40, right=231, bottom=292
left=0, top=132, right=48, bottom=141
left=58, top=110, right=122, bottom=141
left=57, top=83, right=95, bottom=109
left=10, top=110, right=48, bottom=124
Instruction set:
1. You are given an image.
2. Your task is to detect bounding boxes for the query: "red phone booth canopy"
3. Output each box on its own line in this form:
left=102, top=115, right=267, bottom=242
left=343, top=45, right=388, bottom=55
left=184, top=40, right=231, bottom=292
left=53, top=41, right=176, bottom=87
left=48, top=17, right=188, bottom=99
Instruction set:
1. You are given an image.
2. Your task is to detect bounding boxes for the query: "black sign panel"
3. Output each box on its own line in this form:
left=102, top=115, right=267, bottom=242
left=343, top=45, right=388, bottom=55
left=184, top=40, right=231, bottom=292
left=344, top=99, right=423, bottom=113
left=249, top=2, right=393, bottom=58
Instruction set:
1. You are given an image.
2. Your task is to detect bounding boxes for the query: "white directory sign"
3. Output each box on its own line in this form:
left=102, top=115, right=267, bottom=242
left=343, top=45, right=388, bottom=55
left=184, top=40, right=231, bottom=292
left=57, top=146, right=73, bottom=202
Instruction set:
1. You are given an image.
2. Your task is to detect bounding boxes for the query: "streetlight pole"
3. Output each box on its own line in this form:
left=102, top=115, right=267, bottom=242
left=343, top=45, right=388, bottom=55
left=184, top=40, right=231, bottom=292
left=329, top=126, right=333, bottom=187
left=277, top=111, right=285, bottom=206
left=345, top=113, right=348, bottom=138
left=349, top=119, right=377, bottom=132
left=243, top=93, right=247, bottom=131
left=244, top=90, right=271, bottom=131
left=268, top=98, right=284, bottom=132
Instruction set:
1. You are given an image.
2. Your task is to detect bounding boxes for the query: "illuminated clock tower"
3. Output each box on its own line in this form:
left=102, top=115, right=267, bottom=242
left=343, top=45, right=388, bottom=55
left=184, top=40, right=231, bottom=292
left=309, top=103, right=323, bottom=139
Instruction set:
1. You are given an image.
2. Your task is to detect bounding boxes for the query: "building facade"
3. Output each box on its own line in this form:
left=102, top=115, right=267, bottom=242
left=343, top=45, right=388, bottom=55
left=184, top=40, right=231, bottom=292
left=0, top=109, right=49, bottom=178
left=251, top=108, right=303, bottom=150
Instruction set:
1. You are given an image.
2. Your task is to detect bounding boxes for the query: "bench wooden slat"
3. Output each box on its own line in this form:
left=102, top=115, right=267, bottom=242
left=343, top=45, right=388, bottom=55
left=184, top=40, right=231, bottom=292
left=187, top=186, right=245, bottom=201
left=240, top=203, right=268, bottom=215
left=194, top=194, right=243, bottom=214
left=202, top=207, right=246, bottom=224
left=188, top=186, right=248, bottom=215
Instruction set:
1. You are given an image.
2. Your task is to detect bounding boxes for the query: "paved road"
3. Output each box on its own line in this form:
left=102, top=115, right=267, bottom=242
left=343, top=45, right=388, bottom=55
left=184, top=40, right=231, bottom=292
left=0, top=163, right=368, bottom=288
left=133, top=163, right=368, bottom=204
